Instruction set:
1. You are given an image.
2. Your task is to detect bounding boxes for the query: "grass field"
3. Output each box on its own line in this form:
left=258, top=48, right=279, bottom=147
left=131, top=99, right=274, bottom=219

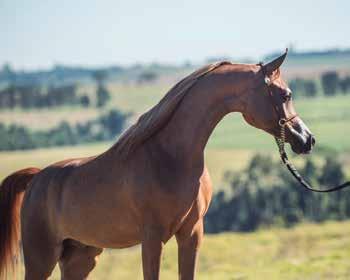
left=12, top=221, right=350, bottom=279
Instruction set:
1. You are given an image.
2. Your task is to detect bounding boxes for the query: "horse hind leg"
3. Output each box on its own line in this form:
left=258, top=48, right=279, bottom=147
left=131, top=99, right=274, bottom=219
left=22, top=230, right=63, bottom=280
left=59, top=240, right=103, bottom=280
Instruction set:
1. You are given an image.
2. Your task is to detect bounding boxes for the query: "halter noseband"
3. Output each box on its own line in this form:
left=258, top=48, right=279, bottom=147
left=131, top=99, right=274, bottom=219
left=258, top=62, right=350, bottom=193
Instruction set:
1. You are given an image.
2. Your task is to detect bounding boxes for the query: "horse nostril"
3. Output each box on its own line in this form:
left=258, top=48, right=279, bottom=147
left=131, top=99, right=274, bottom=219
left=310, top=135, right=316, bottom=146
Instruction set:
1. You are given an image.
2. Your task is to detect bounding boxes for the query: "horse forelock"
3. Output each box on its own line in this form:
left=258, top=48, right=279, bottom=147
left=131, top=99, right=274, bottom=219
left=112, top=61, right=233, bottom=159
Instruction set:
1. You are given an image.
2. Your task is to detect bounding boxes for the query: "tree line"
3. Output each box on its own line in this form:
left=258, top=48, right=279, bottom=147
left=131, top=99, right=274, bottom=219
left=0, top=84, right=84, bottom=109
left=205, top=154, right=350, bottom=233
left=0, top=70, right=111, bottom=110
left=0, top=83, right=112, bottom=109
left=289, top=71, right=350, bottom=98
left=0, top=109, right=128, bottom=151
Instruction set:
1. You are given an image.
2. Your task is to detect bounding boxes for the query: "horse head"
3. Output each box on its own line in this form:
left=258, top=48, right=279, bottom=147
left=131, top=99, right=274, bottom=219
left=242, top=50, right=315, bottom=154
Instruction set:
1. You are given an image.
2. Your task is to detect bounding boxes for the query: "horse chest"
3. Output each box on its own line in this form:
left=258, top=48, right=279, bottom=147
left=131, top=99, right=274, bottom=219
left=154, top=172, right=212, bottom=240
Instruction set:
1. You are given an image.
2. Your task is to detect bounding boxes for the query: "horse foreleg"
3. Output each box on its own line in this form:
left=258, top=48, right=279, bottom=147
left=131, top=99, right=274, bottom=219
left=141, top=226, right=164, bottom=280
left=175, top=219, right=204, bottom=280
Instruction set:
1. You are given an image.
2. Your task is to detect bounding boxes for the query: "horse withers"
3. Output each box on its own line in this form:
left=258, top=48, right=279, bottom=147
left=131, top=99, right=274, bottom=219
left=0, top=50, right=314, bottom=280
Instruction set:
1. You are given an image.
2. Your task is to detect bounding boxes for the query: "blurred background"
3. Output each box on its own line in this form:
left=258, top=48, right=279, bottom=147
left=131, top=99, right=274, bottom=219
left=1, top=0, right=350, bottom=279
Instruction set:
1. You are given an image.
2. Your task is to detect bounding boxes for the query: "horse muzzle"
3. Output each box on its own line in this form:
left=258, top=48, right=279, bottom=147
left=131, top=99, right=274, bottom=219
left=287, top=119, right=316, bottom=154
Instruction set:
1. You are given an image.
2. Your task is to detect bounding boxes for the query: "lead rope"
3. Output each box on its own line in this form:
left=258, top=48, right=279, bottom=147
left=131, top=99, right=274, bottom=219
left=275, top=123, right=350, bottom=193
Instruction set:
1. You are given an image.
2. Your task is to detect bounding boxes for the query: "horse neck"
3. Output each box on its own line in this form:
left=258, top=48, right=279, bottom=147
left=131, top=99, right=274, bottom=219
left=153, top=67, right=251, bottom=165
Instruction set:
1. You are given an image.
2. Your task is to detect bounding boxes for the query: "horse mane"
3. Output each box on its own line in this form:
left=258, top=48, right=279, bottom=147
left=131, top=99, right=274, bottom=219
left=113, top=61, right=232, bottom=158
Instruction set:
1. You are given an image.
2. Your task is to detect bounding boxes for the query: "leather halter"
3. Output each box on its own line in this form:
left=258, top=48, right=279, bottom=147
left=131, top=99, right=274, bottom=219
left=258, top=62, right=298, bottom=128
left=257, top=62, right=350, bottom=193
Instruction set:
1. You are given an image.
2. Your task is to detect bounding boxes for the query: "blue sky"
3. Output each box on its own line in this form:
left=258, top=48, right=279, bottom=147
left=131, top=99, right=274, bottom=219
left=1, top=0, right=349, bottom=70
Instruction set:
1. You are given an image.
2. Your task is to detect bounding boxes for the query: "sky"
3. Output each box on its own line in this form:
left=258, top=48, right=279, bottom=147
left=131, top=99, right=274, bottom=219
left=1, top=0, right=349, bottom=70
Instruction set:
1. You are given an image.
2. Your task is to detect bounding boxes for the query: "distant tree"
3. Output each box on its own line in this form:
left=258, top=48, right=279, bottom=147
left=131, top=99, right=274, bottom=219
left=0, top=109, right=128, bottom=151
left=92, top=70, right=110, bottom=107
left=6, top=86, right=16, bottom=109
left=99, top=109, right=126, bottom=136
left=303, top=80, right=317, bottom=97
left=289, top=78, right=317, bottom=98
left=92, top=70, right=108, bottom=85
left=205, top=154, right=350, bottom=233
left=19, top=85, right=41, bottom=108
left=76, top=121, right=93, bottom=141
left=1, top=63, right=16, bottom=84
left=321, top=71, right=339, bottom=96
left=4, top=124, right=35, bottom=150
left=137, top=71, right=158, bottom=84
left=303, top=159, right=317, bottom=178
left=339, top=76, right=350, bottom=94
left=80, top=95, right=90, bottom=107
left=96, top=85, right=110, bottom=107
left=289, top=78, right=303, bottom=94
left=319, top=157, right=345, bottom=186
left=49, top=122, right=77, bottom=146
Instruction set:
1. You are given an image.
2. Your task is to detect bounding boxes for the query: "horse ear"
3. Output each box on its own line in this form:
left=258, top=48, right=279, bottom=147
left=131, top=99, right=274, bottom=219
left=264, top=48, right=288, bottom=75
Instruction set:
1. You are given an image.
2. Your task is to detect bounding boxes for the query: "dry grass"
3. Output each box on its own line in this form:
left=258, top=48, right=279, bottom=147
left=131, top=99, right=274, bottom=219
left=13, top=221, right=350, bottom=279
left=0, top=107, right=100, bottom=130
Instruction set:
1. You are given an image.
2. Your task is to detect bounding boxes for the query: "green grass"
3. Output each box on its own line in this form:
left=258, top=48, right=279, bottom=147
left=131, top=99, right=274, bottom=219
left=0, top=107, right=100, bottom=130
left=13, top=221, right=350, bottom=279
left=107, top=83, right=169, bottom=113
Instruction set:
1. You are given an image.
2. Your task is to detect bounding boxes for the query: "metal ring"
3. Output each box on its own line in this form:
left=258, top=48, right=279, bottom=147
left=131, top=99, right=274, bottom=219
left=278, top=119, right=287, bottom=126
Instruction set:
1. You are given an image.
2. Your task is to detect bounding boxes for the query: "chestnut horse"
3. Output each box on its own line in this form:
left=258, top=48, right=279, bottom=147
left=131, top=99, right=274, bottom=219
left=0, top=51, right=315, bottom=280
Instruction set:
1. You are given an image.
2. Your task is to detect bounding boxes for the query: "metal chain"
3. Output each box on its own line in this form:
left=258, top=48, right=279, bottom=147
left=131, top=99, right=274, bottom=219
left=276, top=122, right=286, bottom=154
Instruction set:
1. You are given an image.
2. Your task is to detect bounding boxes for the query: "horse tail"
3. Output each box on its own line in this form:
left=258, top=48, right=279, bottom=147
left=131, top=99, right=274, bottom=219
left=0, top=167, right=41, bottom=279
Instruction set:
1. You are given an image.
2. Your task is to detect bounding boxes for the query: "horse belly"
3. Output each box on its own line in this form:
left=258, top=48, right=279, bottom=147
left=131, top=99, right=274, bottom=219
left=59, top=189, right=142, bottom=249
